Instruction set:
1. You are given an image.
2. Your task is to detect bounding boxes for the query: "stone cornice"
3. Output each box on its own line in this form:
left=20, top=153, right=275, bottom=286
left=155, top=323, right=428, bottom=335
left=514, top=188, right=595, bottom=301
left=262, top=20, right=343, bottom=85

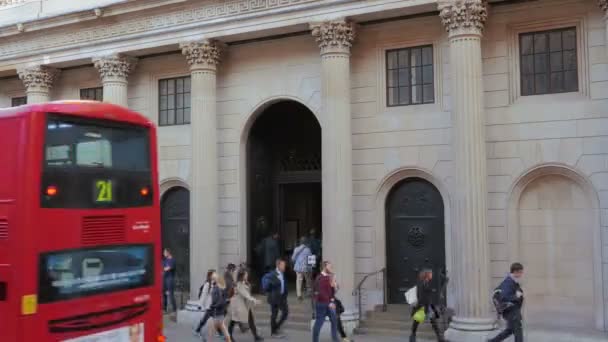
left=17, top=65, right=60, bottom=91
left=180, top=40, right=221, bottom=70
left=438, top=0, right=488, bottom=37
left=599, top=0, right=608, bottom=14
left=310, top=19, right=356, bottom=55
left=93, top=54, right=138, bottom=81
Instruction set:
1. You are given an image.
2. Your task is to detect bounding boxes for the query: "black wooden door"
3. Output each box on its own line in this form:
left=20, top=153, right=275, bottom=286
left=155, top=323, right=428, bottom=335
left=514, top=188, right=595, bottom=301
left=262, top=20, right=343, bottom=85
left=386, top=178, right=445, bottom=304
left=161, top=187, right=190, bottom=292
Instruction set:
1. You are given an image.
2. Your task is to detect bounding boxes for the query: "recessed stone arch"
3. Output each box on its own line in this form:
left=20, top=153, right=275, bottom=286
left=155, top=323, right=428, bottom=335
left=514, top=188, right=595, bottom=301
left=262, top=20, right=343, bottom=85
left=506, top=163, right=605, bottom=330
left=374, top=167, right=454, bottom=308
left=160, top=177, right=190, bottom=198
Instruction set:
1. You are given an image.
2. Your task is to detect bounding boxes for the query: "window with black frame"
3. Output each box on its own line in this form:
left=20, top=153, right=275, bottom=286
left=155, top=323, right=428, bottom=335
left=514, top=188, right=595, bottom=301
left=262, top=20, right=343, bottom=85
left=386, top=45, right=434, bottom=107
left=159, top=76, right=191, bottom=126
left=11, top=96, right=26, bottom=107
left=80, top=87, right=103, bottom=101
left=520, top=27, right=578, bottom=96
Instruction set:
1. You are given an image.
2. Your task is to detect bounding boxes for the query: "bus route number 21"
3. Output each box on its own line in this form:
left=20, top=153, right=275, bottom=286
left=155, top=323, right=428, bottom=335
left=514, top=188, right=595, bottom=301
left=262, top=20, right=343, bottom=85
left=95, top=180, right=113, bottom=203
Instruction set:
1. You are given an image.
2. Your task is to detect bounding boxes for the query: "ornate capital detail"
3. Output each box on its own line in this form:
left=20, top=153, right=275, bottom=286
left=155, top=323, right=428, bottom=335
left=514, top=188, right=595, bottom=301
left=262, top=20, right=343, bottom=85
left=599, top=0, right=608, bottom=14
left=438, top=0, right=488, bottom=36
left=93, top=54, right=138, bottom=81
left=310, top=20, right=355, bottom=55
left=180, top=40, right=221, bottom=70
left=17, top=65, right=60, bottom=91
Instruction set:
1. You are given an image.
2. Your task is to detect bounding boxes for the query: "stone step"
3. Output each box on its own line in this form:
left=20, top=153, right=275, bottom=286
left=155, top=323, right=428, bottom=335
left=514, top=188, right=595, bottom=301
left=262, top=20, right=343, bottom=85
left=359, top=319, right=448, bottom=332
left=354, top=326, right=437, bottom=339
left=254, top=320, right=311, bottom=332
left=255, top=310, right=312, bottom=322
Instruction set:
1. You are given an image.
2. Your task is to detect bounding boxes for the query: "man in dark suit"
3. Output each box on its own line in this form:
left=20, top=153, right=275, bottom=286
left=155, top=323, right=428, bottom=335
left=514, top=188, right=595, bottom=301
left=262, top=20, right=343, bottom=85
left=267, top=258, right=289, bottom=338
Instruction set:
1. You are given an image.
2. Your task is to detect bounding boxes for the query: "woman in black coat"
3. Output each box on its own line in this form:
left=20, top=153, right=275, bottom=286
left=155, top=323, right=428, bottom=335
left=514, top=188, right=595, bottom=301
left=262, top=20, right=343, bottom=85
left=410, top=269, right=445, bottom=342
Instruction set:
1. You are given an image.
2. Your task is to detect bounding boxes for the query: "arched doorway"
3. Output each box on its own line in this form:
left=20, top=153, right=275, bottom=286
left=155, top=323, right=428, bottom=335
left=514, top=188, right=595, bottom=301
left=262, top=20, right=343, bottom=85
left=386, top=178, right=446, bottom=304
left=517, top=174, right=595, bottom=328
left=161, top=187, right=190, bottom=292
left=246, top=100, right=321, bottom=281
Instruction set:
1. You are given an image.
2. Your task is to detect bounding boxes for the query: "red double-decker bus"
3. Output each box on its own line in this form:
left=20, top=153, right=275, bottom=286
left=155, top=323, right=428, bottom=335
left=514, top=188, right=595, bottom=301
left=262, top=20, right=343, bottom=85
left=0, top=101, right=163, bottom=342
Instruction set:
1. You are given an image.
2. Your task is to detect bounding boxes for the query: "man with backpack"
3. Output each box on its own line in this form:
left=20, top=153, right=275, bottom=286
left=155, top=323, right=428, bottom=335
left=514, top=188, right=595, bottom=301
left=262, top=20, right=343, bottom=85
left=489, top=262, right=525, bottom=342
left=291, top=236, right=313, bottom=301
left=261, top=258, right=289, bottom=339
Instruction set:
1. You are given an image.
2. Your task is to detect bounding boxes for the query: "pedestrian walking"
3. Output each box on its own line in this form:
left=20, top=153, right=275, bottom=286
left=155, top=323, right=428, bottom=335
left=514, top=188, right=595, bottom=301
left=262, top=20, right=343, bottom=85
left=228, top=269, right=264, bottom=341
left=255, top=233, right=281, bottom=272
left=262, top=258, right=289, bottom=338
left=207, top=275, right=232, bottom=342
left=226, top=263, right=238, bottom=299
left=162, top=248, right=177, bottom=313
left=291, top=236, right=313, bottom=301
left=308, top=229, right=322, bottom=274
left=409, top=269, right=445, bottom=342
left=312, top=261, right=339, bottom=342
left=193, top=270, right=216, bottom=336
left=488, top=262, right=525, bottom=342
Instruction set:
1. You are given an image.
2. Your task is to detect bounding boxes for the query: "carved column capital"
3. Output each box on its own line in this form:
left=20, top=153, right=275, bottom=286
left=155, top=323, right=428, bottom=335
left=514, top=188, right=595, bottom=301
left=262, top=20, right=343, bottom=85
left=180, top=39, right=221, bottom=71
left=310, top=19, right=356, bottom=55
left=599, top=0, right=608, bottom=15
left=93, top=54, right=138, bottom=82
left=438, top=0, right=488, bottom=37
left=17, top=65, right=60, bottom=92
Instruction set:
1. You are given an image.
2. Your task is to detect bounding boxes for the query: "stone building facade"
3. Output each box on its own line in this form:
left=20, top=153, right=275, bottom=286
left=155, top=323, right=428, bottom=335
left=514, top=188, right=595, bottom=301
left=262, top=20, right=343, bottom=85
left=1, top=0, right=608, bottom=339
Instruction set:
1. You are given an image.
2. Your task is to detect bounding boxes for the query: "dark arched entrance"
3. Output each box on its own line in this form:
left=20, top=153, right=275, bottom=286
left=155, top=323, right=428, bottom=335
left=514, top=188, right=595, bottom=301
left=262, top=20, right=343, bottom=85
left=386, top=178, right=446, bottom=304
left=247, top=100, right=321, bottom=281
left=161, top=186, right=190, bottom=292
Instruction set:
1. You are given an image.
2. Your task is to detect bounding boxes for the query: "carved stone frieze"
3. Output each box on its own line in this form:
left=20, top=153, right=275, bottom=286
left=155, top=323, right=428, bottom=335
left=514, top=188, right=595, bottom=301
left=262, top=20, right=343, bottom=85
left=438, top=0, right=488, bottom=36
left=17, top=65, right=60, bottom=91
left=180, top=40, right=221, bottom=69
left=310, top=19, right=355, bottom=55
left=0, top=0, right=320, bottom=60
left=599, top=0, right=608, bottom=14
left=93, top=54, right=138, bottom=81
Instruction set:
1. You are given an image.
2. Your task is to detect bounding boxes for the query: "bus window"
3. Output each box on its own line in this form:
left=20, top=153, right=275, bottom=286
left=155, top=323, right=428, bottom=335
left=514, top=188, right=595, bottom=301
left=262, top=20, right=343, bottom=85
left=38, top=245, right=153, bottom=303
left=0, top=282, right=6, bottom=301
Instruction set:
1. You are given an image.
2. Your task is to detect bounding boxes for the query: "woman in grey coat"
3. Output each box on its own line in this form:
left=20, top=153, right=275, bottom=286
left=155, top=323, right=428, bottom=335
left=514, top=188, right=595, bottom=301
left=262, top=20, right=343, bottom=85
left=228, top=269, right=264, bottom=341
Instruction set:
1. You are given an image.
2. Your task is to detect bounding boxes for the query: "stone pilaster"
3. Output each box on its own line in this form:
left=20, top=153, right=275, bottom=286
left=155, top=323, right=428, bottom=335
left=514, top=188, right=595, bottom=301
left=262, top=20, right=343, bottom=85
left=17, top=65, right=60, bottom=104
left=93, top=54, right=137, bottom=107
left=311, top=19, right=357, bottom=331
left=180, top=39, right=221, bottom=298
left=438, top=1, right=494, bottom=341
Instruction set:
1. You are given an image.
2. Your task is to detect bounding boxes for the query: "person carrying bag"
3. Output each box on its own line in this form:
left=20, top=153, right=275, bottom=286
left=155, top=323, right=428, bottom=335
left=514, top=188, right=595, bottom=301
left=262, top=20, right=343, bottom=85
left=408, top=269, right=445, bottom=342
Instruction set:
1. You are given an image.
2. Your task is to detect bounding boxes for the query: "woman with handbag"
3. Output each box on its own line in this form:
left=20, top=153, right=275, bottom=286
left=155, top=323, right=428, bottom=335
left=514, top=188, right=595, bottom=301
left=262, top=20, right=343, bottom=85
left=409, top=269, right=445, bottom=342
left=227, top=269, right=264, bottom=341
left=331, top=275, right=352, bottom=342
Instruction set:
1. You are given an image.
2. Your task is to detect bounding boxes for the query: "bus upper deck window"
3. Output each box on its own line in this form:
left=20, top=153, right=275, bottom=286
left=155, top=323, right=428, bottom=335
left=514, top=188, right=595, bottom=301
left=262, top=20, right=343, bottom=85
left=0, top=282, right=6, bottom=301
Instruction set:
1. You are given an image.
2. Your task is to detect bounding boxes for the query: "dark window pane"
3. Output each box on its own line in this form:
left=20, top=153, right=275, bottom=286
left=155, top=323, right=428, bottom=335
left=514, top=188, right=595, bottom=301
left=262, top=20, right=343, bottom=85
left=412, top=85, right=422, bottom=104
left=184, top=108, right=191, bottom=123
left=549, top=31, right=562, bottom=52
left=563, top=29, right=576, bottom=50
left=399, top=86, right=410, bottom=105
left=564, top=70, right=578, bottom=91
left=160, top=80, right=167, bottom=95
left=522, top=55, right=535, bottom=74
left=167, top=95, right=175, bottom=109
left=398, top=69, right=410, bottom=86
left=422, top=47, right=433, bottom=65
left=176, top=109, right=184, bottom=124
left=550, top=52, right=562, bottom=72
left=563, top=50, right=576, bottom=70
left=411, top=67, right=422, bottom=85
left=398, top=50, right=409, bottom=68
left=423, top=65, right=433, bottom=84
left=423, top=84, right=434, bottom=103
left=159, top=111, right=167, bottom=126
left=11, top=96, right=27, bottom=106
left=411, top=49, right=422, bottom=67
left=176, top=94, right=184, bottom=109
left=167, top=109, right=175, bottom=125
left=534, top=54, right=547, bottom=73
left=522, top=75, right=534, bottom=95
left=176, top=78, right=183, bottom=93
left=96, top=88, right=103, bottom=101
left=387, top=52, right=398, bottom=69
left=388, top=87, right=398, bottom=106
left=521, top=35, right=534, bottom=55
left=167, top=79, right=175, bottom=94
left=184, top=93, right=191, bottom=108
left=535, top=74, right=548, bottom=94
left=388, top=70, right=398, bottom=87
left=160, top=96, right=168, bottom=110
left=550, top=72, right=564, bottom=93
left=534, top=33, right=547, bottom=53
left=184, top=77, right=191, bottom=92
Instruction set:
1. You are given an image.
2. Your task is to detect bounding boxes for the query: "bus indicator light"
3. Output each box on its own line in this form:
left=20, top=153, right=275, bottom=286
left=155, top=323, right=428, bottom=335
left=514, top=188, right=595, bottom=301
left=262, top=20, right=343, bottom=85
left=140, top=187, right=149, bottom=196
left=21, top=294, right=37, bottom=315
left=46, top=185, right=58, bottom=196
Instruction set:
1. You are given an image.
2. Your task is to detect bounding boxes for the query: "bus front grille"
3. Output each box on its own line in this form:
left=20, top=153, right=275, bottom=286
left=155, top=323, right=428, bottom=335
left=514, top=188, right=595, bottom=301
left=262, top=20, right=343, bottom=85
left=82, top=216, right=126, bottom=245
left=0, top=218, right=7, bottom=240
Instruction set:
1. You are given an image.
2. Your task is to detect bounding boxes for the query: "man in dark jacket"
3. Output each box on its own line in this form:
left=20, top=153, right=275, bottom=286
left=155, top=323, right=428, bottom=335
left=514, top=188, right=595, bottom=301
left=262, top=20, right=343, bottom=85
left=266, top=258, right=289, bottom=338
left=256, top=233, right=281, bottom=272
left=488, top=262, right=525, bottom=342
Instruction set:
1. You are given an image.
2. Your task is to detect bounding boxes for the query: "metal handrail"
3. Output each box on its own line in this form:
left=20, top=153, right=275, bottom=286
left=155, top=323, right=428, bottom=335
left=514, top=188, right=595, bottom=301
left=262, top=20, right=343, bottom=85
left=352, top=267, right=387, bottom=321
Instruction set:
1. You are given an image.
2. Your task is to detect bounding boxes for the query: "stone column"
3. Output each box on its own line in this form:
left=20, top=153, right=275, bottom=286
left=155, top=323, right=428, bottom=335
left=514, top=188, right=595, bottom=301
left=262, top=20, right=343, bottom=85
left=180, top=40, right=221, bottom=297
left=93, top=54, right=137, bottom=107
left=438, top=1, right=494, bottom=341
left=599, top=1, right=608, bottom=54
left=17, top=65, right=60, bottom=104
left=311, top=19, right=357, bottom=331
